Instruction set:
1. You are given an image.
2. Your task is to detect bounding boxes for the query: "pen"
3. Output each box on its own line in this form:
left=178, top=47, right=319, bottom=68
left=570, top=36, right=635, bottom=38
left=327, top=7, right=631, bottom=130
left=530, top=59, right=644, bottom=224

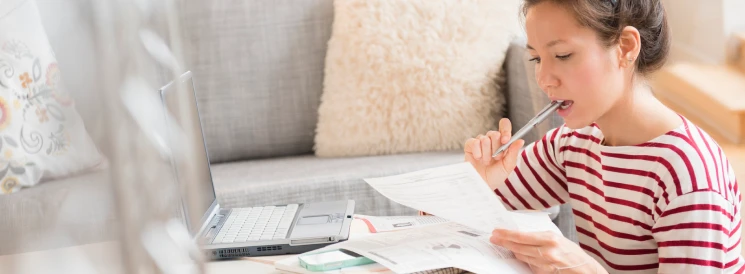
left=492, top=100, right=564, bottom=158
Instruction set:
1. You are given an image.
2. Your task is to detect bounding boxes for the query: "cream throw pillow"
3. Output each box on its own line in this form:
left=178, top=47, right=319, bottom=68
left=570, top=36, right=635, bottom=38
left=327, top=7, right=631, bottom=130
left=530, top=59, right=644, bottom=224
left=0, top=0, right=105, bottom=194
left=315, top=0, right=521, bottom=157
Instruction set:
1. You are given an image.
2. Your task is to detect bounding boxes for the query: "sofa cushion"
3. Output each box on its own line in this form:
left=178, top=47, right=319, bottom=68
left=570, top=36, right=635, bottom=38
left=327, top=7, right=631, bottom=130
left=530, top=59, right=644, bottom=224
left=210, top=151, right=464, bottom=216
left=179, top=0, right=334, bottom=163
left=34, top=0, right=113, bottom=158
left=0, top=0, right=106, bottom=194
left=314, top=0, right=519, bottom=157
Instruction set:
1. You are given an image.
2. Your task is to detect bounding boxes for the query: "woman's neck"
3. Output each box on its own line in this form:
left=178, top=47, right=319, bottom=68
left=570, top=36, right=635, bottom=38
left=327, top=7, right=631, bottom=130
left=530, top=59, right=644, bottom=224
left=595, top=82, right=682, bottom=147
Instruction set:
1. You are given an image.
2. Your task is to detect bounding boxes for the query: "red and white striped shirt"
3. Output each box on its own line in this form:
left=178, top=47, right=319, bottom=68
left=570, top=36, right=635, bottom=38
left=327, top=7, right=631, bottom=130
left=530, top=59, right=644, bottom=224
left=495, top=116, right=743, bottom=273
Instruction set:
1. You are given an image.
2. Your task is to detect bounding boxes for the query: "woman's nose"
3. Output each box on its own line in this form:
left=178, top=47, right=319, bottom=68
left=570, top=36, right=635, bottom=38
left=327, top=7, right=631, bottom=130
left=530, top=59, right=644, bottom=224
left=536, top=63, right=559, bottom=93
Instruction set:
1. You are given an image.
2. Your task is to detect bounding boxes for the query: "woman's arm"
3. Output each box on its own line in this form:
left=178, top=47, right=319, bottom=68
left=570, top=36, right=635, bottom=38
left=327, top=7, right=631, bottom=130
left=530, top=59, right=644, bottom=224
left=652, top=190, right=742, bottom=273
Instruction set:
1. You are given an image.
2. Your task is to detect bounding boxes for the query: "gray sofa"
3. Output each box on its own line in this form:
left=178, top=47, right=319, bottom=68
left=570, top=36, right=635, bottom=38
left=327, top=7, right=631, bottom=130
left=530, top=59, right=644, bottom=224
left=0, top=0, right=575, bottom=255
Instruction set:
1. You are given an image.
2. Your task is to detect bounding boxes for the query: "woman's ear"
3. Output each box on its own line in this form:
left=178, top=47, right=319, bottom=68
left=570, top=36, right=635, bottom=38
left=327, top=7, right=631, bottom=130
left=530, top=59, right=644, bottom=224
left=617, top=26, right=641, bottom=68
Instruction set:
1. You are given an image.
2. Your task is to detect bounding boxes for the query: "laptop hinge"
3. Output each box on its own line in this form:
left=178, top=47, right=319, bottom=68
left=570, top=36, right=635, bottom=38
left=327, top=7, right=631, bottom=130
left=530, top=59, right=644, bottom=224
left=195, top=203, right=221, bottom=241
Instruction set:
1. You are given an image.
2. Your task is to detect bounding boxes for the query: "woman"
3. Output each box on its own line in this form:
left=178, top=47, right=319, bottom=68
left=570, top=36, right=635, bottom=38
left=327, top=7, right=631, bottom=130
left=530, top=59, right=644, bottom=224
left=470, top=0, right=743, bottom=273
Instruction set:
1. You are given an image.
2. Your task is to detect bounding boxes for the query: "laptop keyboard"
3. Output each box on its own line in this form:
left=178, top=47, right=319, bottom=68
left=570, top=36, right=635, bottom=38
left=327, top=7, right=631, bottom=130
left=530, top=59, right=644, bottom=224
left=213, top=204, right=299, bottom=244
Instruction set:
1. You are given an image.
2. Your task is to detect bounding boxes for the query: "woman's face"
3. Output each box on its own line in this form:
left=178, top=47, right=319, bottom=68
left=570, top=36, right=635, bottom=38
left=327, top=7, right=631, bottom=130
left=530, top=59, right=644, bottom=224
left=525, top=2, right=625, bottom=129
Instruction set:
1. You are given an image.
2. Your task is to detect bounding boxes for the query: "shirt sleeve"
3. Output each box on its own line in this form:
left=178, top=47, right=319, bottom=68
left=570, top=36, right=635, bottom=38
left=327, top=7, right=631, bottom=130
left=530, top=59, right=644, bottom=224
left=653, top=190, right=743, bottom=273
left=494, top=126, right=570, bottom=211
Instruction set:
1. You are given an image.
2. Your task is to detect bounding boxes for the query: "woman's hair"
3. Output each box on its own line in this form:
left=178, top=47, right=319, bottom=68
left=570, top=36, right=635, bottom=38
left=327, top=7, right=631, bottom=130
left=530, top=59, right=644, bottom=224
left=522, top=0, right=671, bottom=75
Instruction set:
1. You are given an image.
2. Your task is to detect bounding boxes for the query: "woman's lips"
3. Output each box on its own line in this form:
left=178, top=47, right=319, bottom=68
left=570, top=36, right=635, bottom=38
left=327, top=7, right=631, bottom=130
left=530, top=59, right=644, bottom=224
left=557, top=100, right=574, bottom=117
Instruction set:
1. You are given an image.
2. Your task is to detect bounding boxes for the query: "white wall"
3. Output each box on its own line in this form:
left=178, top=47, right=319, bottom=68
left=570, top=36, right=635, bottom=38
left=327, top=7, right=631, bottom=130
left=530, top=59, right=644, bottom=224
left=663, top=0, right=725, bottom=64
left=723, top=0, right=745, bottom=62
left=663, top=0, right=745, bottom=65
left=724, top=0, right=745, bottom=35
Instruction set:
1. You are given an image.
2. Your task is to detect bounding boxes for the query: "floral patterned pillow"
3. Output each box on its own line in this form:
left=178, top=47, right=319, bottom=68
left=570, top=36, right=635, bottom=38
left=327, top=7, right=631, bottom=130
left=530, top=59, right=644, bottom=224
left=0, top=0, right=105, bottom=194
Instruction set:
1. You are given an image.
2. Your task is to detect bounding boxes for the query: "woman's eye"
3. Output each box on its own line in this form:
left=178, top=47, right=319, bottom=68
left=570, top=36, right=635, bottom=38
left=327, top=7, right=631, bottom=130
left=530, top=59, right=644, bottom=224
left=556, top=54, right=572, bottom=60
left=529, top=57, right=541, bottom=64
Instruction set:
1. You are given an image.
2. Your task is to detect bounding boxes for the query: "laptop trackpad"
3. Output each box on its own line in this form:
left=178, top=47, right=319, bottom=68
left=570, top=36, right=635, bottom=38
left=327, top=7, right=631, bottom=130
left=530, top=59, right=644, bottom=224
left=298, top=215, right=330, bottom=225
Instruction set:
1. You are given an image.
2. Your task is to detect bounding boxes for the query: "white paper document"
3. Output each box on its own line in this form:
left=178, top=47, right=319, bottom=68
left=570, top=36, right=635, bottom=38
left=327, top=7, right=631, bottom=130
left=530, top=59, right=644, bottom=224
left=313, top=222, right=532, bottom=274
left=353, top=214, right=450, bottom=233
left=363, top=162, right=561, bottom=234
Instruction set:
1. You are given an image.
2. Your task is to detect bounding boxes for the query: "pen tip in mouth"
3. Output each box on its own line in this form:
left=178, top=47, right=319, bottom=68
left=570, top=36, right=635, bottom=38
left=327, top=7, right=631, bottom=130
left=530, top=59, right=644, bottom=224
left=559, top=100, right=574, bottom=110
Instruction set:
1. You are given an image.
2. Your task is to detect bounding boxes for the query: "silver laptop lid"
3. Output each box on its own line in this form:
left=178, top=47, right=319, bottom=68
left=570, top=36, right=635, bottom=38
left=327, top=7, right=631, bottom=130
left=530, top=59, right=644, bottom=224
left=160, top=71, right=219, bottom=237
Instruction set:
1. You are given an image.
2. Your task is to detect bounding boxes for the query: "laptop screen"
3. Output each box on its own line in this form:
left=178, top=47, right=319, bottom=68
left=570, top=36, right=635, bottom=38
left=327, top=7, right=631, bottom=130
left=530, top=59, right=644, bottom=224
left=161, top=72, right=217, bottom=236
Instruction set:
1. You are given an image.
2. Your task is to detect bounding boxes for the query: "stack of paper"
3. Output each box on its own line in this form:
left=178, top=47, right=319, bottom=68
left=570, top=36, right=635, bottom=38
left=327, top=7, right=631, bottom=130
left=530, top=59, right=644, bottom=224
left=276, top=163, right=561, bottom=274
left=277, top=222, right=533, bottom=274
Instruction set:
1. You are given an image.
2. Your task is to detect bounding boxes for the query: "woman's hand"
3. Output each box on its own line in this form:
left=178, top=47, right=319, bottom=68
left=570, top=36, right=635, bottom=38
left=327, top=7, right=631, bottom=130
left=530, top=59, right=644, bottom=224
left=490, top=229, right=605, bottom=274
left=464, top=118, right=525, bottom=190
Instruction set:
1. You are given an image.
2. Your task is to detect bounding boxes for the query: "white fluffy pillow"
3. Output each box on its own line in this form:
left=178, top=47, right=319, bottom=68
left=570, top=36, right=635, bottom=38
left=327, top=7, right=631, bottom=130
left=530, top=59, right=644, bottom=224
left=315, top=0, right=521, bottom=157
left=0, top=0, right=105, bottom=194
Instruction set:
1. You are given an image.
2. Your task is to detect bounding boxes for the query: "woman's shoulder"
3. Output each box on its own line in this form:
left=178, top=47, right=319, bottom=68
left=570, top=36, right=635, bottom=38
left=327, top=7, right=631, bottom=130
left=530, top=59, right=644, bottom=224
left=652, top=118, right=724, bottom=166
left=649, top=117, right=735, bottom=198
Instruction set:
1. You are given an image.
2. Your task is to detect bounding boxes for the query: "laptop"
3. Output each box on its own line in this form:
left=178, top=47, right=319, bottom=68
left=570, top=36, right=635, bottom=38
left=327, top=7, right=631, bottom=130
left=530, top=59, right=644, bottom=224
left=159, top=71, right=355, bottom=260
